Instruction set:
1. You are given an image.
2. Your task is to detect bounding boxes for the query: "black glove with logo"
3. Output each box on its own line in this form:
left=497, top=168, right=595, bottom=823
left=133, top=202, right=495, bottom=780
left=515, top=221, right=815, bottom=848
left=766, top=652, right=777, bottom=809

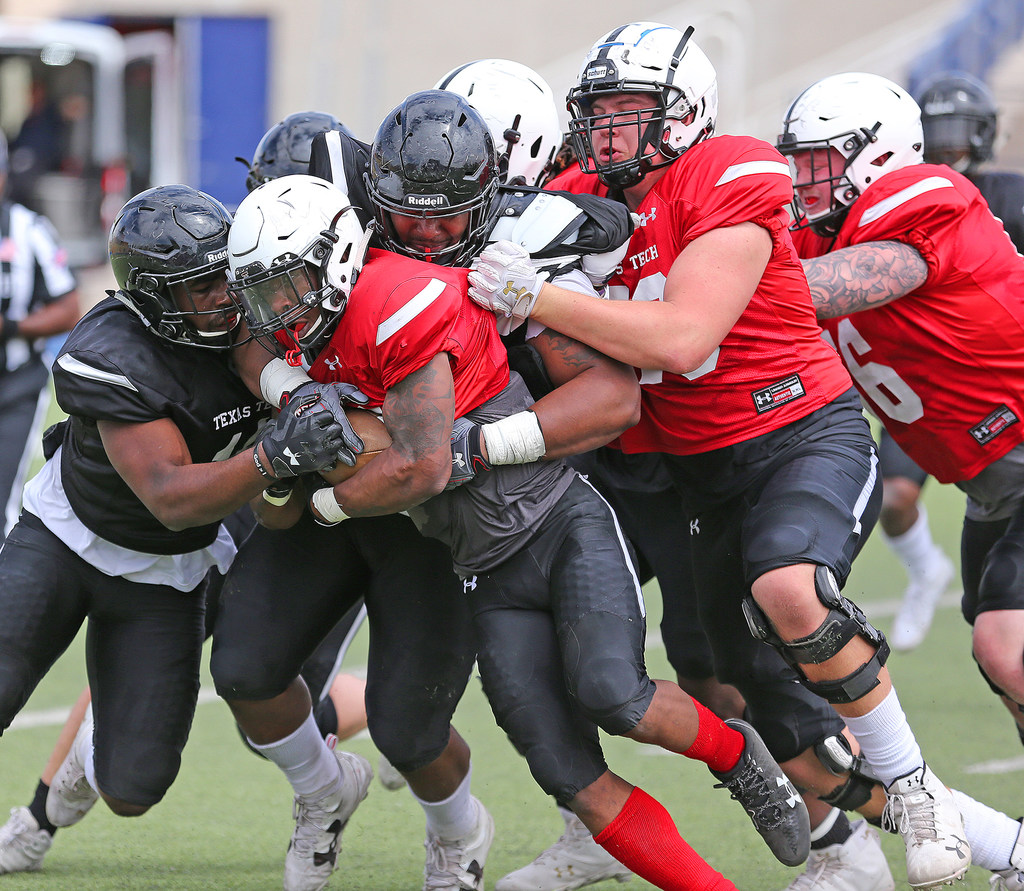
left=445, top=416, right=492, bottom=490
left=283, top=380, right=368, bottom=467
left=260, top=391, right=349, bottom=478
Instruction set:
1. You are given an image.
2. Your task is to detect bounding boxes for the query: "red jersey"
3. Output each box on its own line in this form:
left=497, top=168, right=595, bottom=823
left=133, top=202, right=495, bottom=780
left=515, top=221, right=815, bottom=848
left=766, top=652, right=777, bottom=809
left=548, top=135, right=852, bottom=455
left=309, top=249, right=509, bottom=413
left=792, top=164, right=1024, bottom=483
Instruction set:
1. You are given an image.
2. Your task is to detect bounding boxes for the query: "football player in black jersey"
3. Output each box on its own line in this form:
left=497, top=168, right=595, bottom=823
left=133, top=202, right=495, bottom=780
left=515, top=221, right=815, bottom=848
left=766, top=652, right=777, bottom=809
left=0, top=184, right=357, bottom=874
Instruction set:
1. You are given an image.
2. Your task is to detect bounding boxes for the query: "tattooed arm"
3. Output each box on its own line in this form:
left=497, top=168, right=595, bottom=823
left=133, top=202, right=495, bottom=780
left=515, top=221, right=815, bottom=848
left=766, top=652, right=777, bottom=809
left=321, top=353, right=455, bottom=516
left=526, top=327, right=641, bottom=458
left=801, top=241, right=929, bottom=319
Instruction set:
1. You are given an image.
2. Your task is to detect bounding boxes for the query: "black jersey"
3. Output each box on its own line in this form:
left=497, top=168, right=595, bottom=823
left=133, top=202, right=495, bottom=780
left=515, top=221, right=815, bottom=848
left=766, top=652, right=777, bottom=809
left=49, top=296, right=270, bottom=554
left=970, top=170, right=1024, bottom=254
left=308, top=129, right=374, bottom=227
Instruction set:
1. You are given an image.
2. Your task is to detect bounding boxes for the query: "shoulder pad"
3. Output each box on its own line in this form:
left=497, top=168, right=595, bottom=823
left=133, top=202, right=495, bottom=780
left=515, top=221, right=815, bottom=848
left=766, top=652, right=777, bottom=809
left=489, top=186, right=633, bottom=259
left=309, top=130, right=374, bottom=228
left=489, top=189, right=585, bottom=256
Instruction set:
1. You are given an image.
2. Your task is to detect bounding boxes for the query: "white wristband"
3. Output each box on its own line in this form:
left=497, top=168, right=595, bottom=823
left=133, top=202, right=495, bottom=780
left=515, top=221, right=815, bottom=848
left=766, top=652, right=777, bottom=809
left=481, top=410, right=546, bottom=465
left=311, top=487, right=350, bottom=525
left=260, top=358, right=312, bottom=408
left=262, top=487, right=293, bottom=507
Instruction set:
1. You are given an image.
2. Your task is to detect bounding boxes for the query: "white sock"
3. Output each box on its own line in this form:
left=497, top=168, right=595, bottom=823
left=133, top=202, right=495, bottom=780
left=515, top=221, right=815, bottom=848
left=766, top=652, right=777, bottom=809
left=951, top=789, right=1022, bottom=871
left=882, top=504, right=940, bottom=579
left=249, top=712, right=341, bottom=799
left=413, top=765, right=477, bottom=841
left=81, top=736, right=98, bottom=793
left=809, top=806, right=840, bottom=842
left=842, top=687, right=923, bottom=785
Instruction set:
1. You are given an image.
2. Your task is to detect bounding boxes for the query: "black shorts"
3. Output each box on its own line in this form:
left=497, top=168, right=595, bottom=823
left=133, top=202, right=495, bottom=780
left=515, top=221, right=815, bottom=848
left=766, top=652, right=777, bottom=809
left=0, top=512, right=207, bottom=807
left=877, top=427, right=929, bottom=488
left=210, top=511, right=474, bottom=773
left=962, top=494, right=1024, bottom=622
left=466, top=475, right=655, bottom=804
left=570, top=448, right=715, bottom=680
left=660, top=390, right=881, bottom=760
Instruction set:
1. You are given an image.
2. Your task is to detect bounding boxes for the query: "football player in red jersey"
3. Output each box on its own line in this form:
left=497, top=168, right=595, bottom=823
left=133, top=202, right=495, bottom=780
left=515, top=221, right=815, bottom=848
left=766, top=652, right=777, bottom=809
left=467, top=22, right=971, bottom=891
left=227, top=171, right=815, bottom=891
left=777, top=71, right=1024, bottom=890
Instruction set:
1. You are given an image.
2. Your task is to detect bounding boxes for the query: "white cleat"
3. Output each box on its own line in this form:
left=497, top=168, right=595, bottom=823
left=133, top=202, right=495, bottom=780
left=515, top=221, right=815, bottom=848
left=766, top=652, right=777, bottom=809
left=0, top=807, right=53, bottom=874
left=46, top=704, right=99, bottom=828
left=883, top=764, right=970, bottom=889
left=284, top=749, right=372, bottom=891
left=423, top=796, right=494, bottom=891
left=782, top=820, right=894, bottom=890
left=377, top=753, right=407, bottom=791
left=889, top=552, right=954, bottom=652
left=495, top=808, right=632, bottom=891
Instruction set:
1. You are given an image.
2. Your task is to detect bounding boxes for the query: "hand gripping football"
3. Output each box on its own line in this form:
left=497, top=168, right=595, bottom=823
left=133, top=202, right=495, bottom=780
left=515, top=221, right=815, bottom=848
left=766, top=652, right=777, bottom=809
left=319, top=408, right=392, bottom=485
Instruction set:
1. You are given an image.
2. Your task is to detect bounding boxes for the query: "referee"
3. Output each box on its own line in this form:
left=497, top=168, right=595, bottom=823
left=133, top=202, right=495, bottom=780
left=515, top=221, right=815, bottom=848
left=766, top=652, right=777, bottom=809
left=0, top=129, right=79, bottom=537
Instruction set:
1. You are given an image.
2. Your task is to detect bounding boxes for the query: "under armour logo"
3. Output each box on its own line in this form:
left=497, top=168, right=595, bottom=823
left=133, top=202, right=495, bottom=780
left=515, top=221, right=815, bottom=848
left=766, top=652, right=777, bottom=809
left=463, top=576, right=478, bottom=593
left=502, top=282, right=534, bottom=303
left=636, top=207, right=658, bottom=226
left=283, top=446, right=300, bottom=465
left=690, top=518, right=700, bottom=535
left=778, top=777, right=801, bottom=809
left=324, top=354, right=342, bottom=371
left=452, top=452, right=467, bottom=470
left=945, top=835, right=969, bottom=860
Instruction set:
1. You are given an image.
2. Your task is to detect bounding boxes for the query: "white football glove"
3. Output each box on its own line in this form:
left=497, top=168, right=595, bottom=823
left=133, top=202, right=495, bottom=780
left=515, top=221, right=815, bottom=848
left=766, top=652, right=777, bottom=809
left=468, top=240, right=548, bottom=322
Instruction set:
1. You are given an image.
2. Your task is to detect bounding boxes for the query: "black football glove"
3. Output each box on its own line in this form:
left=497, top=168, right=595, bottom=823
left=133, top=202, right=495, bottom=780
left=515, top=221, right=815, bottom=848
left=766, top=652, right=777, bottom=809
left=261, top=391, right=349, bottom=478
left=283, top=380, right=368, bottom=467
left=445, top=416, right=492, bottom=490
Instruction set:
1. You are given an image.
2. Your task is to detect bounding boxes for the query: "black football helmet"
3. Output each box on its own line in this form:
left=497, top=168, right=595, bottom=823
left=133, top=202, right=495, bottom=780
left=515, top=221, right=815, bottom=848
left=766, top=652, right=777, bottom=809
left=243, top=111, right=356, bottom=192
left=108, top=184, right=236, bottom=350
left=365, top=90, right=500, bottom=266
left=916, top=72, right=997, bottom=173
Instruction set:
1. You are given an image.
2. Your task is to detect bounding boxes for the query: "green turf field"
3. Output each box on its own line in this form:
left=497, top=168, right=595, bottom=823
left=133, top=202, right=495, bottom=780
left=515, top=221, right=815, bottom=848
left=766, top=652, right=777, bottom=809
left=2, top=416, right=1020, bottom=889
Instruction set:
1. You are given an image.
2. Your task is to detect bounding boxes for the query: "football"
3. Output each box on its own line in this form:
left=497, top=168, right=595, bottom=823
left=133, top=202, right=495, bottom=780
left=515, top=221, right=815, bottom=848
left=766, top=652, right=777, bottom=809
left=319, top=407, right=392, bottom=485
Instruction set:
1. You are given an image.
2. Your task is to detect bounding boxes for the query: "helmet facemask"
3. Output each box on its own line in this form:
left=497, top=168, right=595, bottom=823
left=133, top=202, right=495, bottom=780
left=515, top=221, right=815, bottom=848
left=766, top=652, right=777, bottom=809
left=370, top=186, right=498, bottom=267
left=778, top=130, right=878, bottom=237
left=227, top=175, right=369, bottom=362
left=109, top=184, right=237, bottom=351
left=567, top=87, right=695, bottom=189
left=367, top=90, right=502, bottom=267
left=566, top=23, right=718, bottom=190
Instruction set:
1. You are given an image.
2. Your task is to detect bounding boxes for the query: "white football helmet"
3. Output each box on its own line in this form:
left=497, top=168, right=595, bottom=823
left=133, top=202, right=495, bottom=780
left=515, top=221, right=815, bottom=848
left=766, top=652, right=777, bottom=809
left=228, top=174, right=370, bottom=355
left=777, top=72, right=924, bottom=235
left=434, top=59, right=563, bottom=187
left=566, top=22, right=718, bottom=188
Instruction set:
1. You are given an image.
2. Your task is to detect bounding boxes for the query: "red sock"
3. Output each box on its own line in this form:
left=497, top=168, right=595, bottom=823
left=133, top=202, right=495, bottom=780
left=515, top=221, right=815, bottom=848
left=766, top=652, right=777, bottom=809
left=682, top=699, right=745, bottom=773
left=595, top=787, right=737, bottom=891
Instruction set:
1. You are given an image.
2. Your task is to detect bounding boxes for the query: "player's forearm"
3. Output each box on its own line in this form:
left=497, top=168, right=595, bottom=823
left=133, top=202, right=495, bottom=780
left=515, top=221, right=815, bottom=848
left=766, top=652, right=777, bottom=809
left=529, top=368, right=640, bottom=458
left=532, top=282, right=711, bottom=374
left=802, top=241, right=927, bottom=319
left=330, top=446, right=450, bottom=517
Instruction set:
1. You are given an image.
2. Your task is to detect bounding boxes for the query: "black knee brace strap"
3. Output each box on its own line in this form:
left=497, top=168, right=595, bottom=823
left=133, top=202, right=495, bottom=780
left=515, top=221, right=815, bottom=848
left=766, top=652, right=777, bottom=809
left=742, top=565, right=890, bottom=704
left=814, top=734, right=875, bottom=811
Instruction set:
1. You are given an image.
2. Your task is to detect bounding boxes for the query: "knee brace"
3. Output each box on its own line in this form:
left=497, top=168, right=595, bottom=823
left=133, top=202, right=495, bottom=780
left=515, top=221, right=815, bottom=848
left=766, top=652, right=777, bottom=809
left=742, top=565, right=890, bottom=704
left=814, top=734, right=875, bottom=811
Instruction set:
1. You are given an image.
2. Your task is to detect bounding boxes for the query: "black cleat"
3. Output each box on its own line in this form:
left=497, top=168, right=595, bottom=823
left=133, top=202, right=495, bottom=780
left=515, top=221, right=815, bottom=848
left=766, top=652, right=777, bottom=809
left=710, top=718, right=810, bottom=867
